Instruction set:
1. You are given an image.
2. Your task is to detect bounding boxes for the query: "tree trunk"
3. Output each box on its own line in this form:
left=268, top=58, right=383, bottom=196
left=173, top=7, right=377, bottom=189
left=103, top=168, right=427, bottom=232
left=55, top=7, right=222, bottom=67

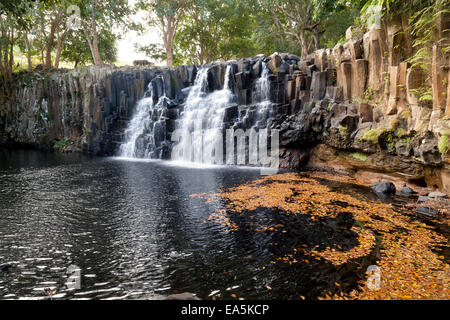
left=54, top=30, right=68, bottom=68
left=54, top=44, right=62, bottom=68
left=164, top=29, right=174, bottom=67
left=312, top=28, right=321, bottom=51
left=44, top=20, right=57, bottom=70
left=25, top=32, right=32, bottom=71
left=84, top=2, right=104, bottom=66
left=299, top=32, right=309, bottom=58
left=165, top=43, right=174, bottom=67
left=91, top=25, right=104, bottom=65
left=44, top=43, right=52, bottom=69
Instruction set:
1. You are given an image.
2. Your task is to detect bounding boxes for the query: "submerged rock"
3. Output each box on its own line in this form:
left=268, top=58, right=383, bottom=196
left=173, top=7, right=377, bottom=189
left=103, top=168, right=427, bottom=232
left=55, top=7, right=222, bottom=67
left=0, top=264, right=13, bottom=272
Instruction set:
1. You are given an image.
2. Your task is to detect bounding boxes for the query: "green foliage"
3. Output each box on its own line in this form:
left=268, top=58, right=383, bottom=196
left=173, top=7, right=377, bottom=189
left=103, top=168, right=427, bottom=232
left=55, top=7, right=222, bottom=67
left=409, top=87, right=433, bottom=103
left=359, top=123, right=409, bottom=151
left=405, top=0, right=450, bottom=86
left=317, top=6, right=362, bottom=49
left=359, top=127, right=385, bottom=144
left=395, top=127, right=407, bottom=138
left=135, top=43, right=167, bottom=63
left=62, top=29, right=118, bottom=66
left=349, top=152, right=368, bottom=161
left=364, top=86, right=374, bottom=100
left=338, top=125, right=348, bottom=139
left=174, top=0, right=258, bottom=65
left=400, top=109, right=412, bottom=120
left=53, top=139, right=69, bottom=151
left=438, top=135, right=450, bottom=155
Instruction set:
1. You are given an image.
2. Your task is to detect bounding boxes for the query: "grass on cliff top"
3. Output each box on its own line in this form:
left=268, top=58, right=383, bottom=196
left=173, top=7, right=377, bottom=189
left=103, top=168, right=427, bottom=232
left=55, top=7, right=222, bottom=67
left=191, top=172, right=449, bottom=300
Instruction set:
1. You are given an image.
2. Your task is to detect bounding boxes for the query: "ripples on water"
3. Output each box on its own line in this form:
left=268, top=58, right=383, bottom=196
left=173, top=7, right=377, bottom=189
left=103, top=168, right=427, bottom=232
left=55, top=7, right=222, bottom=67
left=1, top=149, right=287, bottom=300
left=1, top=149, right=394, bottom=300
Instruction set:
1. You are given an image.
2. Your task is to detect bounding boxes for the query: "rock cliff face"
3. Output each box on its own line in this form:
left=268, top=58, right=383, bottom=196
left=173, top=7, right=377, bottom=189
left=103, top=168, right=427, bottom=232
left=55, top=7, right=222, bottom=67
left=0, top=22, right=449, bottom=192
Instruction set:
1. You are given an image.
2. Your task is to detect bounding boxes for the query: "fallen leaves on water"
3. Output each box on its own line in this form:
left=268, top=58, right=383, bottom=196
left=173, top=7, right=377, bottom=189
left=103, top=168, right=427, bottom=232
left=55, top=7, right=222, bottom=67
left=191, top=172, right=449, bottom=300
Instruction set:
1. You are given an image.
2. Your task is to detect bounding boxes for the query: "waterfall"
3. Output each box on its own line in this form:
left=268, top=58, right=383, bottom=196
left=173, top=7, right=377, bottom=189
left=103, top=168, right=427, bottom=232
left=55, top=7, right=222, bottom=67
left=254, top=62, right=272, bottom=124
left=119, top=76, right=170, bottom=159
left=119, top=60, right=275, bottom=167
left=173, top=65, right=234, bottom=163
left=255, top=62, right=270, bottom=104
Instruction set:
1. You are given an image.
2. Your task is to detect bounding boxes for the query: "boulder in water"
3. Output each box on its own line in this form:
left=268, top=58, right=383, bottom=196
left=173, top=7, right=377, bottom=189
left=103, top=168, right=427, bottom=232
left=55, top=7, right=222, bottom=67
left=400, top=186, right=415, bottom=196
left=371, top=181, right=396, bottom=197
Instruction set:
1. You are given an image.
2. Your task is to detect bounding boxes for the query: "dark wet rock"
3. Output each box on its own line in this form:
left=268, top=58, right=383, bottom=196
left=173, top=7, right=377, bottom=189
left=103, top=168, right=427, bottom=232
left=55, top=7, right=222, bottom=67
left=234, top=72, right=246, bottom=90
left=311, top=71, right=328, bottom=101
left=395, top=141, right=412, bottom=157
left=335, top=114, right=359, bottom=132
left=400, top=186, right=415, bottom=196
left=371, top=181, right=396, bottom=197
left=415, top=206, right=439, bottom=218
left=279, top=148, right=310, bottom=169
left=411, top=132, right=442, bottom=165
left=165, top=292, right=201, bottom=300
left=252, top=59, right=262, bottom=78
left=268, top=53, right=282, bottom=73
left=0, top=264, right=13, bottom=272
left=277, top=62, right=290, bottom=74
left=224, top=104, right=239, bottom=123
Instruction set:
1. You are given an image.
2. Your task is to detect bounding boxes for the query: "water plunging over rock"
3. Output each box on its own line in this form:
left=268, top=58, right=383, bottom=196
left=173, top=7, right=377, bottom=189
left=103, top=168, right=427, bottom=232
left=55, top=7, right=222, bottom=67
left=173, top=65, right=235, bottom=163
left=119, top=76, right=173, bottom=159
left=250, top=62, right=274, bottom=129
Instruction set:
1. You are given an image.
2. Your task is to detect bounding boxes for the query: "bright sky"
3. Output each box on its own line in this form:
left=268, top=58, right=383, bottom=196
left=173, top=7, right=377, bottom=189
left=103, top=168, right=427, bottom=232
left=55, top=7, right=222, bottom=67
left=116, top=0, right=163, bottom=64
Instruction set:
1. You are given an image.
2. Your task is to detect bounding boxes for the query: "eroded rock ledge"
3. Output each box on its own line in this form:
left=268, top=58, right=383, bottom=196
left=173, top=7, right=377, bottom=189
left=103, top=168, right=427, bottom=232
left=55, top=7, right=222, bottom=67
left=0, top=23, right=449, bottom=192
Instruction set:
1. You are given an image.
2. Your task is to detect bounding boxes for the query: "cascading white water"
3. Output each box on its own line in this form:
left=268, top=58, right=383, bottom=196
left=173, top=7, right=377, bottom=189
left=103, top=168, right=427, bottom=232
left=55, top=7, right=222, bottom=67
left=255, top=62, right=272, bottom=119
left=119, top=77, right=169, bottom=159
left=120, top=60, right=274, bottom=166
left=255, top=62, right=270, bottom=103
left=174, top=65, right=234, bottom=163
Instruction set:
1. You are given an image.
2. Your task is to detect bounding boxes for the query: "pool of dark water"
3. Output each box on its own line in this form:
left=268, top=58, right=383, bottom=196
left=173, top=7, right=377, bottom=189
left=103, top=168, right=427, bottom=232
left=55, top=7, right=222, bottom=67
left=0, top=149, right=376, bottom=300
